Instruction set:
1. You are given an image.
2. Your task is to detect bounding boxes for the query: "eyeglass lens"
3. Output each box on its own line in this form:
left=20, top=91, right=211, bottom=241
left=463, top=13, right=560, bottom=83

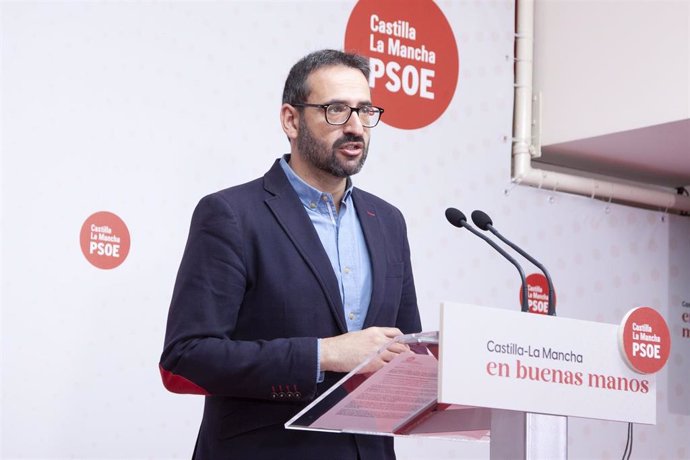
left=326, top=104, right=381, bottom=127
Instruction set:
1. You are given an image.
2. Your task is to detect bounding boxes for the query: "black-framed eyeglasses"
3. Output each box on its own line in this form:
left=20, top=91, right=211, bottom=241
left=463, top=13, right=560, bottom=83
left=291, top=103, right=384, bottom=128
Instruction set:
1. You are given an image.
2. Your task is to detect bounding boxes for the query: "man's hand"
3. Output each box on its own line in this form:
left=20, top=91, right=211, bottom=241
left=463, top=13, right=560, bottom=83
left=320, top=327, right=410, bottom=374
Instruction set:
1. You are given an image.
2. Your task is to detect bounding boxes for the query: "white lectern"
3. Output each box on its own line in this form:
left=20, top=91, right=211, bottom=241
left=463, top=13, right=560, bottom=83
left=287, top=302, right=660, bottom=459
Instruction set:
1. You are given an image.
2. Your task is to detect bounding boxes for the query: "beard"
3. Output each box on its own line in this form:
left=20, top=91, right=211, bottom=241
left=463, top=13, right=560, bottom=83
left=296, top=118, right=368, bottom=178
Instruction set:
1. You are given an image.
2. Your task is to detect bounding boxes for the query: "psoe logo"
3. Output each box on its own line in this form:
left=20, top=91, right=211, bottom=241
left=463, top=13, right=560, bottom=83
left=79, top=211, right=131, bottom=269
left=344, top=0, right=459, bottom=130
left=618, top=306, right=671, bottom=375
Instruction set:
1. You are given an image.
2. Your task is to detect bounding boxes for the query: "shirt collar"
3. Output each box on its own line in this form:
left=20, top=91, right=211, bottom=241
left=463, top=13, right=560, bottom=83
left=279, top=154, right=354, bottom=205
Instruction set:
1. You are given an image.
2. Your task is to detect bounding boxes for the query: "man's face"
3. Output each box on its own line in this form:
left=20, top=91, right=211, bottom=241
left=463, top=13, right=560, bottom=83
left=296, top=65, right=372, bottom=178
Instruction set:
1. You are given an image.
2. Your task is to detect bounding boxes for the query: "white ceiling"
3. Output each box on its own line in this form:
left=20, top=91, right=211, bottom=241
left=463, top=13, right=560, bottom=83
left=537, top=119, right=690, bottom=189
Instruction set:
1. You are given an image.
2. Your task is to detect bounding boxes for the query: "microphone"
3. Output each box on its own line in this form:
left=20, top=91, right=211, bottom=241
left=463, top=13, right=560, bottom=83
left=471, top=210, right=556, bottom=316
left=445, top=208, right=529, bottom=312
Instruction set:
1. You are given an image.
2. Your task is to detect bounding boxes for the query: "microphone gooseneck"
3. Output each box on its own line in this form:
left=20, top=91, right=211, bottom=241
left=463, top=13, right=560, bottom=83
left=471, top=210, right=556, bottom=316
left=445, top=208, right=529, bottom=312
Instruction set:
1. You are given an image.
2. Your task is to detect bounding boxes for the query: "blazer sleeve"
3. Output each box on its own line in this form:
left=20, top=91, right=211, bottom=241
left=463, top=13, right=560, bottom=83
left=159, top=193, right=318, bottom=401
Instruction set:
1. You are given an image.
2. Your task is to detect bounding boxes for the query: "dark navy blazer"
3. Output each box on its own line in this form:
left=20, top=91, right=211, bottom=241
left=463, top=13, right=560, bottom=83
left=160, top=158, right=421, bottom=459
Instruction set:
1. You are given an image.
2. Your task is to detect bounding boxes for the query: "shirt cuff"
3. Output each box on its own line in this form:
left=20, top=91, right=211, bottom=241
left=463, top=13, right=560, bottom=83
left=316, top=338, right=325, bottom=383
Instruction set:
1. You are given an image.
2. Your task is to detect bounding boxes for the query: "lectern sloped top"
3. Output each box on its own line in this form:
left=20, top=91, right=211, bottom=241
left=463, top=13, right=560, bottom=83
left=285, top=331, right=491, bottom=441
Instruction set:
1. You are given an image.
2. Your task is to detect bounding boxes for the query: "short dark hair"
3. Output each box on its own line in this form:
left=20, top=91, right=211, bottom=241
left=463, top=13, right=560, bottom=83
left=282, top=49, right=370, bottom=105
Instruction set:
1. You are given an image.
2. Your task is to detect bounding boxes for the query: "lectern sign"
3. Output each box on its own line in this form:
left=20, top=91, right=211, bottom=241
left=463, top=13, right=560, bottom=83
left=439, top=303, right=665, bottom=424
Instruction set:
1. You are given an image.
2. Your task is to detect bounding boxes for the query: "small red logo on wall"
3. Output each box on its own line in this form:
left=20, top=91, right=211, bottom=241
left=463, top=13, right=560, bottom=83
left=79, top=211, right=130, bottom=269
left=519, top=273, right=556, bottom=315
left=619, top=307, right=671, bottom=374
left=344, top=0, right=459, bottom=129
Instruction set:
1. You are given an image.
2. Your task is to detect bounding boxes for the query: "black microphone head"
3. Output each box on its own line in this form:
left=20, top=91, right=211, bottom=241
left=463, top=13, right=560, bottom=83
left=471, top=210, right=493, bottom=231
left=445, top=208, right=467, bottom=228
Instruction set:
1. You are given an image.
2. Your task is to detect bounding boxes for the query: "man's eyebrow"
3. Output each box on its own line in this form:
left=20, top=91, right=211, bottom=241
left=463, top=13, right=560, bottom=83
left=324, top=99, right=373, bottom=106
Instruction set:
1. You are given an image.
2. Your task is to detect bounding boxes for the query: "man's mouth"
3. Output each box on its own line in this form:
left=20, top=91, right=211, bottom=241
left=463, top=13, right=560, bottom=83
left=337, top=141, right=364, bottom=156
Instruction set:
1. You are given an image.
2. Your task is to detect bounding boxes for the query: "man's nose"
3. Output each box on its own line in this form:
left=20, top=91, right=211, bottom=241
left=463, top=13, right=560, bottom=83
left=343, top=109, right=366, bottom=135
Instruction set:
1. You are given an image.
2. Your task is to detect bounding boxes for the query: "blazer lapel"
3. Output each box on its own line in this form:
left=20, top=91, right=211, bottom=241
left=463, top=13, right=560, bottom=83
left=352, top=190, right=386, bottom=328
left=262, top=159, right=348, bottom=333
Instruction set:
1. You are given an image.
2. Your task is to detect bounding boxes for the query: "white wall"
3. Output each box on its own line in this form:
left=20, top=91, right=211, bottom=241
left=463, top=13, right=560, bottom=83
left=1, top=1, right=688, bottom=459
left=534, top=0, right=690, bottom=144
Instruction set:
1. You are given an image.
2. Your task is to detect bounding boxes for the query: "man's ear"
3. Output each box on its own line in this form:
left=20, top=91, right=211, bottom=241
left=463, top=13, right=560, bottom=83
left=280, top=103, right=299, bottom=141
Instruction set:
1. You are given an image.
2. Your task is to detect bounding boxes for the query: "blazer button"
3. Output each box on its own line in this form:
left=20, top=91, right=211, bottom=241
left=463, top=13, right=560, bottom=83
left=295, top=392, right=302, bottom=398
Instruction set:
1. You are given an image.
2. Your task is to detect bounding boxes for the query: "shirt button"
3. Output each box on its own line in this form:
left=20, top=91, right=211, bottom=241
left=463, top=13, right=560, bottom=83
left=349, top=312, right=355, bottom=320
left=344, top=267, right=351, bottom=274
left=309, top=202, right=317, bottom=209
left=321, top=195, right=329, bottom=202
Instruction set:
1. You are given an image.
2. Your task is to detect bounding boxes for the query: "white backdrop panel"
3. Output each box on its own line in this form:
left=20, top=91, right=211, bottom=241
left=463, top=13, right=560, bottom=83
left=2, top=1, right=688, bottom=459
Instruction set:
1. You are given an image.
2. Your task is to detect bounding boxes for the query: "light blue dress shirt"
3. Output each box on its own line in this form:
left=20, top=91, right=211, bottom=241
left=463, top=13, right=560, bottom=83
left=280, top=156, right=373, bottom=380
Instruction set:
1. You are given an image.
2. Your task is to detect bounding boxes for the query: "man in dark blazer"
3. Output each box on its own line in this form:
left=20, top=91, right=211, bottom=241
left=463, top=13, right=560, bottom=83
left=160, top=49, right=422, bottom=459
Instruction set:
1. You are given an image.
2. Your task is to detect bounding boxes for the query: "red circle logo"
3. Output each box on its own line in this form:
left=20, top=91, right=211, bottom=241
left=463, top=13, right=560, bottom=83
left=344, top=0, right=459, bottom=129
left=619, top=307, right=671, bottom=374
left=519, top=273, right=556, bottom=315
left=79, top=211, right=131, bottom=269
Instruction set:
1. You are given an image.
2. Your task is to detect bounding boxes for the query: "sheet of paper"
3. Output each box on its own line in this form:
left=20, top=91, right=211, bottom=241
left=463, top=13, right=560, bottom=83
left=311, top=352, right=438, bottom=434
